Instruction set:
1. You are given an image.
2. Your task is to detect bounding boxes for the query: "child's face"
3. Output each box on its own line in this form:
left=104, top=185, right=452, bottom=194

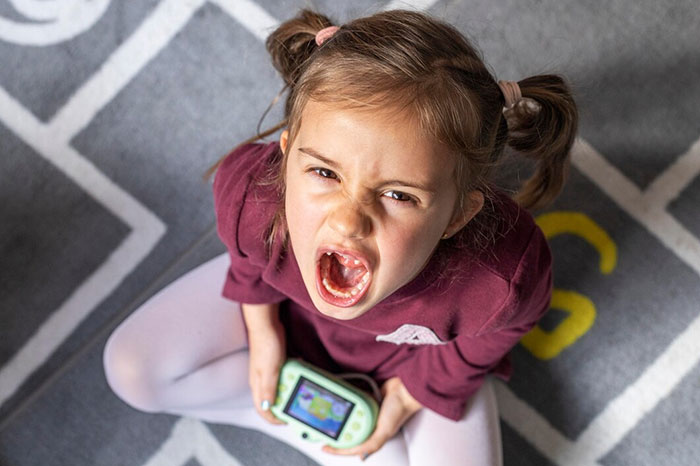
left=282, top=100, right=481, bottom=320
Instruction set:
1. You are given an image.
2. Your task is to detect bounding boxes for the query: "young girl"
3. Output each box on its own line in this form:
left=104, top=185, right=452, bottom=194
left=103, top=8, right=576, bottom=466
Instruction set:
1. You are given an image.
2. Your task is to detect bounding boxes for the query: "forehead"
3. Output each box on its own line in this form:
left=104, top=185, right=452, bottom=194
left=295, top=100, right=456, bottom=186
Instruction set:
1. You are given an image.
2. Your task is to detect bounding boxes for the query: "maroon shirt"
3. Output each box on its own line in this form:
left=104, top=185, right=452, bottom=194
left=213, top=142, right=552, bottom=421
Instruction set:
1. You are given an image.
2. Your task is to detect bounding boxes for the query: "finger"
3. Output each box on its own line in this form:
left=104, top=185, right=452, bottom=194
left=252, top=392, right=285, bottom=425
left=259, top=372, right=285, bottom=424
left=259, top=378, right=279, bottom=410
left=251, top=375, right=285, bottom=425
left=252, top=389, right=285, bottom=425
left=257, top=399, right=286, bottom=425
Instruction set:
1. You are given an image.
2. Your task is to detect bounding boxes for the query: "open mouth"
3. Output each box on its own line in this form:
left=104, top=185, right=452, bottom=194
left=315, top=249, right=372, bottom=308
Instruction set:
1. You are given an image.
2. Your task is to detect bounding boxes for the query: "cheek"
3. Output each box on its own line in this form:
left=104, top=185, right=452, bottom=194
left=378, top=221, right=438, bottom=272
left=284, top=178, right=325, bottom=245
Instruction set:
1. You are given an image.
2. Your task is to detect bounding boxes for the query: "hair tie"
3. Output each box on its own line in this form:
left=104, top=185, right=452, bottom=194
left=497, top=80, right=522, bottom=109
left=315, top=25, right=340, bottom=46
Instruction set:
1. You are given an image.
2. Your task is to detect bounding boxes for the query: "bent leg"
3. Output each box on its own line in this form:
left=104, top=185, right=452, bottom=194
left=224, top=412, right=410, bottom=466
left=102, top=252, right=410, bottom=464
left=402, top=378, right=502, bottom=466
left=103, top=253, right=253, bottom=417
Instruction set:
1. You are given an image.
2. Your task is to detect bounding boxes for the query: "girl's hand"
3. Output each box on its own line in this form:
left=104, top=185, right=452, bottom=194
left=322, top=376, right=422, bottom=460
left=244, top=305, right=287, bottom=425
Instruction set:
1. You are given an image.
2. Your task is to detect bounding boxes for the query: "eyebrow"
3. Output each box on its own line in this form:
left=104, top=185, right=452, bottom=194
left=298, top=146, right=436, bottom=194
left=299, top=147, right=341, bottom=169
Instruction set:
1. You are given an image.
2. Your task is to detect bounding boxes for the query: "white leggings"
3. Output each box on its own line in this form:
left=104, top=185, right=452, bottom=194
left=102, top=253, right=503, bottom=466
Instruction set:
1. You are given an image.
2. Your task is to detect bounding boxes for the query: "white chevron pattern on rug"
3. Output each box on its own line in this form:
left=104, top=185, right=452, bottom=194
left=1, top=1, right=698, bottom=465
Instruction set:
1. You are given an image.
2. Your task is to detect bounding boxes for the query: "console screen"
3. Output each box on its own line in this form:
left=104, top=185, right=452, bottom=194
left=283, top=377, right=355, bottom=439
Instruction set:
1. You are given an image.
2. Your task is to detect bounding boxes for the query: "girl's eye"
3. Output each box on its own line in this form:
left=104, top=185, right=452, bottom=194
left=311, top=167, right=338, bottom=180
left=383, top=190, right=415, bottom=204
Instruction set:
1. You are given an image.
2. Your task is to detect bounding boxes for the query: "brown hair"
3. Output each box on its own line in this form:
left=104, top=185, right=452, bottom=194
left=204, top=8, right=578, bottom=253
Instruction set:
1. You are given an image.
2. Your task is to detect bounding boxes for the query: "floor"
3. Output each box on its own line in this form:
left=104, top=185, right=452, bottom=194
left=1, top=0, right=699, bottom=465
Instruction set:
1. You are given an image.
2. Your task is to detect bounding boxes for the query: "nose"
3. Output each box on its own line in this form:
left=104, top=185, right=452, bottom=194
left=327, top=201, right=372, bottom=239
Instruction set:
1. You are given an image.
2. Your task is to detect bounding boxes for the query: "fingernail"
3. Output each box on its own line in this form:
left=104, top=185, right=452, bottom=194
left=260, top=400, right=270, bottom=411
left=361, top=453, right=369, bottom=461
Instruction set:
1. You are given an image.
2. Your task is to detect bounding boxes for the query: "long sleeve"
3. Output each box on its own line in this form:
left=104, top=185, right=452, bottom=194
left=395, top=226, right=553, bottom=421
left=212, top=142, right=287, bottom=305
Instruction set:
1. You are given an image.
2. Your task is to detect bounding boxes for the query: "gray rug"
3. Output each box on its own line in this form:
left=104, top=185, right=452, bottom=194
left=1, top=1, right=699, bottom=465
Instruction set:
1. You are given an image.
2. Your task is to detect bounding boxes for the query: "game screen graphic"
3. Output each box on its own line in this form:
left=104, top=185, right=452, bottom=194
left=284, top=377, right=355, bottom=439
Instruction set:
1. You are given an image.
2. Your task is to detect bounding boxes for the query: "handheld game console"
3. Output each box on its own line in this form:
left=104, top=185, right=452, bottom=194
left=271, top=359, right=379, bottom=448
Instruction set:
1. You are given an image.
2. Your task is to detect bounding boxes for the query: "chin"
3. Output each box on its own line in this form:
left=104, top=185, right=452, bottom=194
left=312, top=296, right=371, bottom=321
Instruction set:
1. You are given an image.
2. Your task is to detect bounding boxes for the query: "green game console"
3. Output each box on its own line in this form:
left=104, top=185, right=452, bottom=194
left=271, top=359, right=379, bottom=448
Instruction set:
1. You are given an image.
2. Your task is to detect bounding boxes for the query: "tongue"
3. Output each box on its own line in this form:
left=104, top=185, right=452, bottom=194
left=328, top=254, right=365, bottom=289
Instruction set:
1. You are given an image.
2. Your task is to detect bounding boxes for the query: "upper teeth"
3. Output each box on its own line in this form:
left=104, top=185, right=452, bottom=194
left=324, top=251, right=363, bottom=267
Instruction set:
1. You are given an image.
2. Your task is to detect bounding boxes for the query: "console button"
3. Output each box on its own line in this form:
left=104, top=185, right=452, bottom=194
left=352, top=422, right=361, bottom=431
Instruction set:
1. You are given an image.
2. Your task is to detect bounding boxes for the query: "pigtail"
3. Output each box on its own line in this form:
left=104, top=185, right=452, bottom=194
left=202, top=10, right=334, bottom=183
left=266, top=9, right=334, bottom=90
left=504, top=75, right=578, bottom=211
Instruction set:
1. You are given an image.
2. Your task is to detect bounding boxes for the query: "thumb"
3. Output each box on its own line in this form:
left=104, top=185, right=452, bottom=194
left=261, top=366, right=281, bottom=400
left=258, top=372, right=285, bottom=425
left=260, top=381, right=278, bottom=408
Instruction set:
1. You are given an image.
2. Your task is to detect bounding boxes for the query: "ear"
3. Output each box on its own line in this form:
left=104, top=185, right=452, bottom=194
left=279, top=129, right=289, bottom=153
left=443, top=190, right=484, bottom=239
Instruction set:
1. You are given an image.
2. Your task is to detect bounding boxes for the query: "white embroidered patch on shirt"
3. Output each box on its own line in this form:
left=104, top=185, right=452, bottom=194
left=375, top=324, right=448, bottom=346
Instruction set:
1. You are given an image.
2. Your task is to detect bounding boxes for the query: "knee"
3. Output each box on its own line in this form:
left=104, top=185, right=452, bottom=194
left=102, top=326, right=166, bottom=414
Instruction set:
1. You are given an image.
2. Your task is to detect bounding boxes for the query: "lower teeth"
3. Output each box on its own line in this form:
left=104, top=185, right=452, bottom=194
left=322, top=273, right=368, bottom=299
left=322, top=278, right=350, bottom=298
